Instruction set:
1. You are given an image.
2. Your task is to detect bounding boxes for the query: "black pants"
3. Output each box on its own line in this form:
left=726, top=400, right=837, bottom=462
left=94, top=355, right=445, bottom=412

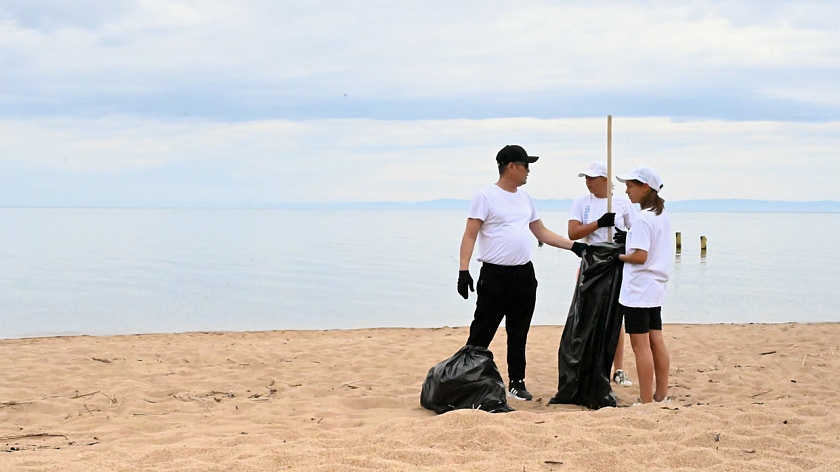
left=466, top=261, right=538, bottom=381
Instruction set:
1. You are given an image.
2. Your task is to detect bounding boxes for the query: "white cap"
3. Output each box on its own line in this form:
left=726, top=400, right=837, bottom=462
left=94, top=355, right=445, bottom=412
left=578, top=162, right=608, bottom=178
left=616, top=166, right=664, bottom=193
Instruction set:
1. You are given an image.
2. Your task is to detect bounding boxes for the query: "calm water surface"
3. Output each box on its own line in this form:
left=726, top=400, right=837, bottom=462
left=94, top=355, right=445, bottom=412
left=1, top=208, right=837, bottom=339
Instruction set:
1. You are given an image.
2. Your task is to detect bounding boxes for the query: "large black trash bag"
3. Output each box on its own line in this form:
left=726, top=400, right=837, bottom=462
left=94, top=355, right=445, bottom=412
left=548, top=243, right=624, bottom=409
left=420, top=345, right=514, bottom=414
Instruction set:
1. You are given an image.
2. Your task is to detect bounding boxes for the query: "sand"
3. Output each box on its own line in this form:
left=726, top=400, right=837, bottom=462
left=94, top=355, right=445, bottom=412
left=1, top=323, right=839, bottom=471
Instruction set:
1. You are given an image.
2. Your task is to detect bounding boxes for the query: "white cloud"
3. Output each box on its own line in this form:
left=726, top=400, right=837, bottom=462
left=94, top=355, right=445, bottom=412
left=2, top=1, right=839, bottom=113
left=1, top=1, right=839, bottom=206
left=2, top=115, right=838, bottom=206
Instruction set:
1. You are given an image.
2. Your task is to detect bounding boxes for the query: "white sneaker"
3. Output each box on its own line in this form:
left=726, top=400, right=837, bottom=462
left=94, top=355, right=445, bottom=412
left=613, top=370, right=632, bottom=387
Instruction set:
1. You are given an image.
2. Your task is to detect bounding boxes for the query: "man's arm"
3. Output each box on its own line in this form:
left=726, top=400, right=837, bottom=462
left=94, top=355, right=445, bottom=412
left=530, top=219, right=575, bottom=250
left=459, top=218, right=482, bottom=270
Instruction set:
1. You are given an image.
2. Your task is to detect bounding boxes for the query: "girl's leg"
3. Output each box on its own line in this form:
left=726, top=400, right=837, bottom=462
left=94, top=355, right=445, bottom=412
left=613, top=325, right=626, bottom=372
left=629, top=333, right=655, bottom=403
left=649, top=329, right=670, bottom=401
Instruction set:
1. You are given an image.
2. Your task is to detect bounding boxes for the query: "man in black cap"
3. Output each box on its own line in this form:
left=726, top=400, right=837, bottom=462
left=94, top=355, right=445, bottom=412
left=458, top=144, right=587, bottom=401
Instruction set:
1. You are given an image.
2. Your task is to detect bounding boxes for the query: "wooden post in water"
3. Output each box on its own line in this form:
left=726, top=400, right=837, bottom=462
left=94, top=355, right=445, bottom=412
left=700, top=236, right=707, bottom=256
left=606, top=115, right=613, bottom=241
left=675, top=232, right=681, bottom=254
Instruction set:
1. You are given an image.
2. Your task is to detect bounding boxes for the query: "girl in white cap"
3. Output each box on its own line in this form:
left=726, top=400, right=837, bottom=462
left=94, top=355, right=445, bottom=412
left=615, top=166, right=672, bottom=404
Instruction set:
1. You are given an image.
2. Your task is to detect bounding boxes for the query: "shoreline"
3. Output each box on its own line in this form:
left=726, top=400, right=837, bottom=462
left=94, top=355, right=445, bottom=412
left=2, top=323, right=839, bottom=471
left=6, top=320, right=839, bottom=342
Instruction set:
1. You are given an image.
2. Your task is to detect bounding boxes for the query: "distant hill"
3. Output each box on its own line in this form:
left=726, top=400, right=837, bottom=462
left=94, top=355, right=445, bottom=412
left=667, top=199, right=840, bottom=212
left=274, top=199, right=469, bottom=210
left=276, top=199, right=840, bottom=212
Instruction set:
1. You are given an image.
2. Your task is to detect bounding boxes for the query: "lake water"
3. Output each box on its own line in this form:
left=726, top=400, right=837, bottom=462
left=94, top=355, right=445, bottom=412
left=1, top=208, right=837, bottom=339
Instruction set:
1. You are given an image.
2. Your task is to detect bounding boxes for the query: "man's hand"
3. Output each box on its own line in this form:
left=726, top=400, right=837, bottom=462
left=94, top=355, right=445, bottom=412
left=613, top=228, right=627, bottom=244
left=597, top=212, right=616, bottom=228
left=457, top=270, right=474, bottom=299
left=570, top=242, right=589, bottom=258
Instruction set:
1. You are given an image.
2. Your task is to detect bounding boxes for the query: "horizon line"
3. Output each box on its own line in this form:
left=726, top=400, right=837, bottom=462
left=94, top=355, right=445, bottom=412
left=2, top=197, right=839, bottom=212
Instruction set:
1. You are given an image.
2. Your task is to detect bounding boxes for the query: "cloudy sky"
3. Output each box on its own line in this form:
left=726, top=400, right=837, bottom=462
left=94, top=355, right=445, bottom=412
left=2, top=0, right=839, bottom=207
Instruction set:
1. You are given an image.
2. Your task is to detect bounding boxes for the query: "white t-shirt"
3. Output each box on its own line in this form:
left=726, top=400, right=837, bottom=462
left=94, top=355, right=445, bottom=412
left=568, top=194, right=636, bottom=244
left=619, top=208, right=672, bottom=308
left=469, top=184, right=539, bottom=266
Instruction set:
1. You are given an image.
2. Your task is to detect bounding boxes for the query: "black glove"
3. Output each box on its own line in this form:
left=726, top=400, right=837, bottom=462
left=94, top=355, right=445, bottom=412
left=570, top=242, right=589, bottom=258
left=457, top=270, right=474, bottom=299
left=597, top=212, right=616, bottom=228
left=613, top=228, right=627, bottom=244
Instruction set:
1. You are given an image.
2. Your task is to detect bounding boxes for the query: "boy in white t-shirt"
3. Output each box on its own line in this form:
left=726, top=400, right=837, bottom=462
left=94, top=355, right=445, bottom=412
left=568, top=162, right=636, bottom=388
left=616, top=166, right=673, bottom=404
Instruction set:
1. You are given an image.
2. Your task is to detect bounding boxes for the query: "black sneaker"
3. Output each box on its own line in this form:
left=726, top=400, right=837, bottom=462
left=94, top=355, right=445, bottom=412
left=508, top=379, right=533, bottom=401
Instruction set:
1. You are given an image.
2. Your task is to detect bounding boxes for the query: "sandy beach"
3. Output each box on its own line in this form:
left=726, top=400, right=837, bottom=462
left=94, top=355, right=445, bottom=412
left=1, top=322, right=839, bottom=471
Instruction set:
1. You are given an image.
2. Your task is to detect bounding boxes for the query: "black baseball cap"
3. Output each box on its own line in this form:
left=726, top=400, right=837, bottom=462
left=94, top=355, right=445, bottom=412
left=496, top=145, right=539, bottom=165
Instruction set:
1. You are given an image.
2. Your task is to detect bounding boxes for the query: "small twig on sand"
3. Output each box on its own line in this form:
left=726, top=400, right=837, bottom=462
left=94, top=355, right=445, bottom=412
left=0, top=401, right=33, bottom=408
left=749, top=390, right=772, bottom=398
left=205, top=391, right=235, bottom=399
left=99, top=392, right=117, bottom=404
left=71, top=391, right=101, bottom=399
left=70, top=391, right=116, bottom=404
left=249, top=388, right=277, bottom=400
left=333, top=380, right=364, bottom=390
left=0, top=433, right=68, bottom=441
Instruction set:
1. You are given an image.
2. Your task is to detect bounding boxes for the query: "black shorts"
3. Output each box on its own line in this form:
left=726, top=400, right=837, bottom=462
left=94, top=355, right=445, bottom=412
left=621, top=305, right=662, bottom=334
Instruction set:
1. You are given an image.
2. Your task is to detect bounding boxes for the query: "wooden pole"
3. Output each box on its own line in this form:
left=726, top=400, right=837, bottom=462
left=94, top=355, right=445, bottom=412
left=607, top=115, right=613, bottom=241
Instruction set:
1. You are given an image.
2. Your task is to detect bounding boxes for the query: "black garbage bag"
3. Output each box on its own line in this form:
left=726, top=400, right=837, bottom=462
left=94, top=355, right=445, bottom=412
left=548, top=243, right=624, bottom=409
left=420, top=345, right=514, bottom=414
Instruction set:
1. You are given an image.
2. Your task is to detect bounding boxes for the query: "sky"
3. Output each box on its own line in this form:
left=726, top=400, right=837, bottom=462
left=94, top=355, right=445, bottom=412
left=1, top=0, right=839, bottom=207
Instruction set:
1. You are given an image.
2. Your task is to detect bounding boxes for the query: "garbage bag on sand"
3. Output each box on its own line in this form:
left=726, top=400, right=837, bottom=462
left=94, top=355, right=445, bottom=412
left=420, top=345, right=514, bottom=414
left=548, top=243, right=624, bottom=409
